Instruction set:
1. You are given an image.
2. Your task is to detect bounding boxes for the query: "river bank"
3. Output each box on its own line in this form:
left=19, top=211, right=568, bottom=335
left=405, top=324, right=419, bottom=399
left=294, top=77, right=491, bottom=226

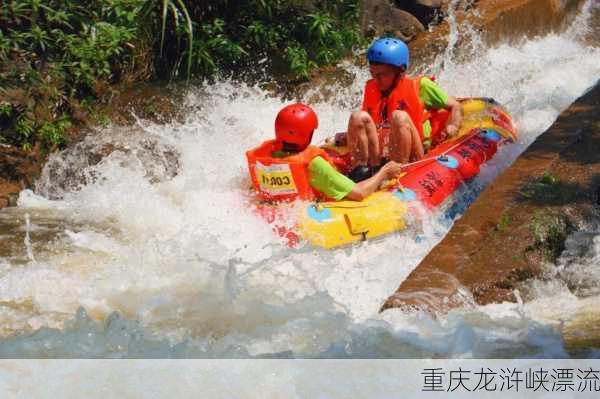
left=382, top=81, right=599, bottom=312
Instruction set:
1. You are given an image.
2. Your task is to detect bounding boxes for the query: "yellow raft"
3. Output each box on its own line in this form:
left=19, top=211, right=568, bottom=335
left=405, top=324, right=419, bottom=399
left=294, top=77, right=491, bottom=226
left=295, top=98, right=518, bottom=248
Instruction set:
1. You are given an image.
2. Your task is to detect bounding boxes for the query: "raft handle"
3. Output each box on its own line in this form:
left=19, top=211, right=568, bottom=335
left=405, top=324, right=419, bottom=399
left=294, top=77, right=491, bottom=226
left=343, top=214, right=369, bottom=241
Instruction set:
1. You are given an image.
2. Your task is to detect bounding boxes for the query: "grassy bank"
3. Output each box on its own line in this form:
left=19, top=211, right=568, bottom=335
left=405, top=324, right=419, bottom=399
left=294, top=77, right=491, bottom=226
left=0, top=0, right=364, bottom=152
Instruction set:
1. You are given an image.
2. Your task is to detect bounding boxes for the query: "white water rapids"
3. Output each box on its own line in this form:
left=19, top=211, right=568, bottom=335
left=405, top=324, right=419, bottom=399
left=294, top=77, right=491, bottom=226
left=0, top=2, right=599, bottom=357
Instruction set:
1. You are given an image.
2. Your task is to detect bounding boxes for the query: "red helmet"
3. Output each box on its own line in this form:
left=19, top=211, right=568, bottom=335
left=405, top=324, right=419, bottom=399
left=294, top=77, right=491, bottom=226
left=275, top=103, right=318, bottom=150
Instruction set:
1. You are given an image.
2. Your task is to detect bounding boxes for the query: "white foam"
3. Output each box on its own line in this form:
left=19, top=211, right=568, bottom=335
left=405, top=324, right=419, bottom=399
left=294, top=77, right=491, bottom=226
left=0, top=1, right=598, bottom=357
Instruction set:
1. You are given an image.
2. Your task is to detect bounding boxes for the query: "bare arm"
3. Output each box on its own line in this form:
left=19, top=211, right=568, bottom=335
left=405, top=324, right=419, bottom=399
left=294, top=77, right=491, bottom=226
left=444, top=96, right=463, bottom=137
left=345, top=161, right=404, bottom=201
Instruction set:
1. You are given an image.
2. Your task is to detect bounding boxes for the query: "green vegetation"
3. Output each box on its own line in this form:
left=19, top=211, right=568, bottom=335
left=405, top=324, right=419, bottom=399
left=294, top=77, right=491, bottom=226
left=518, top=172, right=581, bottom=205
left=495, top=213, right=511, bottom=233
left=528, top=211, right=573, bottom=261
left=171, top=1, right=365, bottom=79
left=1, top=0, right=364, bottom=151
left=1, top=0, right=153, bottom=151
left=518, top=172, right=558, bottom=200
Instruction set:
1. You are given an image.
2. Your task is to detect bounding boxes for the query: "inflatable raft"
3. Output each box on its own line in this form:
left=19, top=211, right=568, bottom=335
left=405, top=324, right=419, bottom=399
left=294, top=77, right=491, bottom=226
left=250, top=98, right=517, bottom=249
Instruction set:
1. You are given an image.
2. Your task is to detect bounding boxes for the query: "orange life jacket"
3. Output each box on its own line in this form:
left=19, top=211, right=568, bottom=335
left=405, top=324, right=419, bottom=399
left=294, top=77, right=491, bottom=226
left=361, top=76, right=450, bottom=150
left=246, top=139, right=333, bottom=202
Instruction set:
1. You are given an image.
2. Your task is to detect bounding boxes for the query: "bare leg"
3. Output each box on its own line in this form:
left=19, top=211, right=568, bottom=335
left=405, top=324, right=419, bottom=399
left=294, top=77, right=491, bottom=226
left=347, top=111, right=380, bottom=168
left=389, top=110, right=424, bottom=164
left=409, top=121, right=424, bottom=162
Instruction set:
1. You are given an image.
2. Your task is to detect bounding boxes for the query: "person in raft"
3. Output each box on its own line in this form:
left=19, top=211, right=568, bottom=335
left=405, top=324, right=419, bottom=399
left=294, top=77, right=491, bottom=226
left=246, top=103, right=403, bottom=202
left=346, top=37, right=463, bottom=182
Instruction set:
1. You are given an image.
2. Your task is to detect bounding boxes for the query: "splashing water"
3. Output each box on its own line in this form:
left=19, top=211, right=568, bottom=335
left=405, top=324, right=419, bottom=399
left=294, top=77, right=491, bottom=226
left=23, top=213, right=35, bottom=263
left=0, top=2, right=599, bottom=357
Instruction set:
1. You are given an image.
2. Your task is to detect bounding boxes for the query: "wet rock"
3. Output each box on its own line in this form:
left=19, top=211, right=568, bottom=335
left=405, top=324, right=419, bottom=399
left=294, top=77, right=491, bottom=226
left=528, top=212, right=574, bottom=259
left=408, top=0, right=586, bottom=68
left=7, top=193, right=18, bottom=207
left=0, top=80, right=183, bottom=208
left=35, top=130, right=181, bottom=200
left=360, top=0, right=425, bottom=41
left=416, top=0, right=444, bottom=5
left=563, top=300, right=600, bottom=356
left=381, top=81, right=600, bottom=314
left=0, top=145, right=40, bottom=209
left=395, top=0, right=447, bottom=26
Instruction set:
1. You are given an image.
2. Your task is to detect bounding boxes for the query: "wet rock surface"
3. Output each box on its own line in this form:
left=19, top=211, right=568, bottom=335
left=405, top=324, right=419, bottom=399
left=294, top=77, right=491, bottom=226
left=409, top=0, right=586, bottom=65
left=360, top=0, right=581, bottom=51
left=0, top=145, right=40, bottom=209
left=360, top=0, right=426, bottom=41
left=360, top=0, right=463, bottom=34
left=382, top=81, right=600, bottom=313
left=36, top=132, right=181, bottom=200
left=0, top=83, right=181, bottom=208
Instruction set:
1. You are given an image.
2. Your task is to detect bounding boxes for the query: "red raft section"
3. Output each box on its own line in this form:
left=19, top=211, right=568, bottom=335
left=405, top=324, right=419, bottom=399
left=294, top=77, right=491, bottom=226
left=398, top=128, right=503, bottom=208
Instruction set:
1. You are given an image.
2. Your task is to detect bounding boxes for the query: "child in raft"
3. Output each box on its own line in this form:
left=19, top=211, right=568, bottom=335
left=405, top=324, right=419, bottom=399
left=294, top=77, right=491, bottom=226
left=247, top=103, right=403, bottom=201
left=346, top=37, right=463, bottom=182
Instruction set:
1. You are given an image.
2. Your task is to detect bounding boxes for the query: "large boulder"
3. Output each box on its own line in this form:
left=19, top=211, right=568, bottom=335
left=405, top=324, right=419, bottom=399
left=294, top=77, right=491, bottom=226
left=415, top=0, right=444, bottom=6
left=396, top=0, right=448, bottom=26
left=360, top=0, right=425, bottom=41
left=36, top=128, right=180, bottom=200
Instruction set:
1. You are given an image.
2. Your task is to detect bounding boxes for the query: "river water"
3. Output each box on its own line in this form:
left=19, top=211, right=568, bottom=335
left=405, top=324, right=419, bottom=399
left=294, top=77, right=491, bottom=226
left=0, top=2, right=599, bottom=358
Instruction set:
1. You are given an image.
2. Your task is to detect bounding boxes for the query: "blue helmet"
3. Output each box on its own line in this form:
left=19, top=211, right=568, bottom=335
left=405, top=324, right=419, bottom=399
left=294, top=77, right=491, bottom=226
left=366, top=38, right=409, bottom=69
